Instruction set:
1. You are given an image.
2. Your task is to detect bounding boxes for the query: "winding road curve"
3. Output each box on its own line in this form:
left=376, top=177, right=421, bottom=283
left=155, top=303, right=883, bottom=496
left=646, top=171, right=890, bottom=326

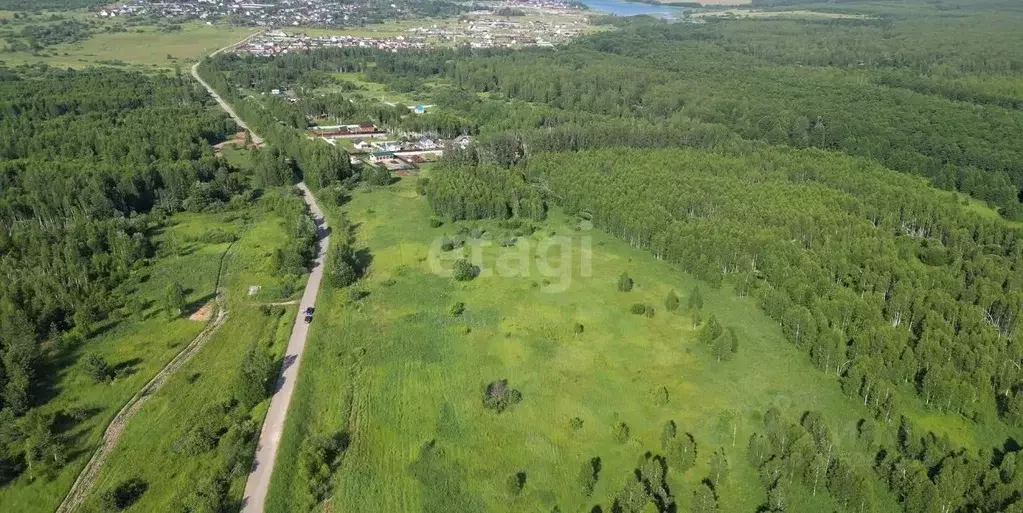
left=193, top=36, right=331, bottom=513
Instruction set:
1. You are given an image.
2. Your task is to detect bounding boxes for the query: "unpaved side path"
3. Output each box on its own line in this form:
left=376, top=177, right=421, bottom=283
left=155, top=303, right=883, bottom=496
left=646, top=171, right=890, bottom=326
left=56, top=240, right=236, bottom=513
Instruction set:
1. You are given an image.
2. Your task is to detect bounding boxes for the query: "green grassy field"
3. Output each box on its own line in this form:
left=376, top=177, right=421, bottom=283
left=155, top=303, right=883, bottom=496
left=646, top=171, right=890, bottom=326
left=0, top=21, right=254, bottom=70
left=79, top=204, right=303, bottom=512
left=262, top=176, right=905, bottom=513
left=0, top=212, right=238, bottom=513
left=328, top=71, right=424, bottom=106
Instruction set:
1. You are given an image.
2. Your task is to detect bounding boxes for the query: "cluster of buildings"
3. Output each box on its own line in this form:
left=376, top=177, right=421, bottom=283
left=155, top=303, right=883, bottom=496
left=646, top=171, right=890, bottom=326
left=308, top=123, right=388, bottom=138
left=93, top=0, right=444, bottom=27
left=236, top=10, right=586, bottom=55
left=96, top=1, right=591, bottom=47
left=408, top=17, right=584, bottom=48
left=316, top=129, right=472, bottom=173
left=238, top=30, right=428, bottom=55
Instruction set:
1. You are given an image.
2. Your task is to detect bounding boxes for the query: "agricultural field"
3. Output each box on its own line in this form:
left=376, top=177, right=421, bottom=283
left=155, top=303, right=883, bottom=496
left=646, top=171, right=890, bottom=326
left=262, top=176, right=906, bottom=513
left=0, top=212, right=238, bottom=513
left=0, top=20, right=253, bottom=70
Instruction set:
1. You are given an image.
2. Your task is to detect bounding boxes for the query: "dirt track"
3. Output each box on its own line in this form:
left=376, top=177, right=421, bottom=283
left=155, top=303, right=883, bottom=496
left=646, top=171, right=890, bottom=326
left=56, top=236, right=235, bottom=513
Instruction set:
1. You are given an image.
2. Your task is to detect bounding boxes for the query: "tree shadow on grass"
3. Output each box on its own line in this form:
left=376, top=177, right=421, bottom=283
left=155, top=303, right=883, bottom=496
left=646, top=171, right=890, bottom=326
left=52, top=405, right=102, bottom=434
left=183, top=292, right=218, bottom=317
left=112, top=357, right=144, bottom=379
left=354, top=248, right=373, bottom=278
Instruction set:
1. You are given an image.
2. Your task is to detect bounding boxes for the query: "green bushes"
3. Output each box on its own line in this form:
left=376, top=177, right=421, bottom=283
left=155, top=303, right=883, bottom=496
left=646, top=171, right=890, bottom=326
left=578, top=457, right=601, bottom=496
left=449, top=302, right=465, bottom=316
left=630, top=303, right=654, bottom=317
left=300, top=431, right=350, bottom=504
left=505, top=471, right=526, bottom=497
left=452, top=258, right=477, bottom=281
left=612, top=422, right=630, bottom=443
left=661, top=421, right=697, bottom=473
left=366, top=167, right=392, bottom=186
left=329, top=246, right=358, bottom=288
left=233, top=344, right=274, bottom=409
left=687, top=286, right=703, bottom=311
left=171, top=401, right=235, bottom=456
left=84, top=353, right=112, bottom=384
left=98, top=478, right=147, bottom=512
left=482, top=379, right=522, bottom=413
left=664, top=290, right=680, bottom=312
left=617, top=272, right=634, bottom=292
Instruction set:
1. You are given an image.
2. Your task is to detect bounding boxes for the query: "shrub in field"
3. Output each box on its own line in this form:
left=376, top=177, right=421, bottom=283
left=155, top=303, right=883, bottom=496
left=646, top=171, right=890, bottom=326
left=630, top=303, right=654, bottom=316
left=692, top=482, right=717, bottom=513
left=234, top=344, right=273, bottom=408
left=453, top=258, right=477, bottom=281
left=99, top=478, right=148, bottom=511
left=612, top=422, right=630, bottom=443
left=688, top=286, right=704, bottom=311
left=301, top=431, right=350, bottom=503
left=506, top=471, right=526, bottom=497
left=483, top=379, right=522, bottom=413
left=579, top=457, right=601, bottom=496
left=656, top=386, right=669, bottom=405
left=573, top=322, right=584, bottom=334
left=182, top=473, right=229, bottom=513
left=662, top=424, right=697, bottom=473
left=84, top=353, right=112, bottom=383
left=449, top=302, right=465, bottom=316
left=429, top=217, right=443, bottom=228
left=570, top=417, right=584, bottom=430
left=366, top=167, right=392, bottom=186
left=665, top=290, right=680, bottom=312
left=617, top=272, right=634, bottom=292
left=415, top=177, right=430, bottom=196
left=699, top=314, right=722, bottom=344
left=329, top=243, right=359, bottom=288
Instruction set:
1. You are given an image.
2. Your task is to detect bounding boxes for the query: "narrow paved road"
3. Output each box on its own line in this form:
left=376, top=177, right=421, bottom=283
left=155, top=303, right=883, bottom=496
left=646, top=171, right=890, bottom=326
left=192, top=35, right=331, bottom=513
left=190, top=33, right=264, bottom=146
left=241, top=184, right=329, bottom=513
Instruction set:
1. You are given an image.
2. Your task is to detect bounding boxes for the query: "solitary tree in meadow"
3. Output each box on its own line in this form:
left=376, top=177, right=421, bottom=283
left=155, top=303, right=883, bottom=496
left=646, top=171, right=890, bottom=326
left=665, top=290, right=680, bottom=312
left=164, top=283, right=186, bottom=319
left=688, top=286, right=704, bottom=311
left=618, top=272, right=634, bottom=292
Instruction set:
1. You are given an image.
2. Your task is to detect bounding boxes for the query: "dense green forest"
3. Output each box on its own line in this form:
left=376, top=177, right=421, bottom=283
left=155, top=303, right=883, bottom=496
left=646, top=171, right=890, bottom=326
left=204, top=12, right=1023, bottom=218
left=0, top=64, right=243, bottom=485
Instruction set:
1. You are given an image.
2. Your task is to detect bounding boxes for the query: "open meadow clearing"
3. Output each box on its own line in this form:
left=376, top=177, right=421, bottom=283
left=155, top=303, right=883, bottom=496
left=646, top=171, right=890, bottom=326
left=263, top=176, right=907, bottom=513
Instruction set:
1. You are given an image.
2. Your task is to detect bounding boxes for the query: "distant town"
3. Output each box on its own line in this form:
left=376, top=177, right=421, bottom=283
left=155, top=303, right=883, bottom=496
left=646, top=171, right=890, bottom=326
left=95, top=0, right=591, bottom=34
